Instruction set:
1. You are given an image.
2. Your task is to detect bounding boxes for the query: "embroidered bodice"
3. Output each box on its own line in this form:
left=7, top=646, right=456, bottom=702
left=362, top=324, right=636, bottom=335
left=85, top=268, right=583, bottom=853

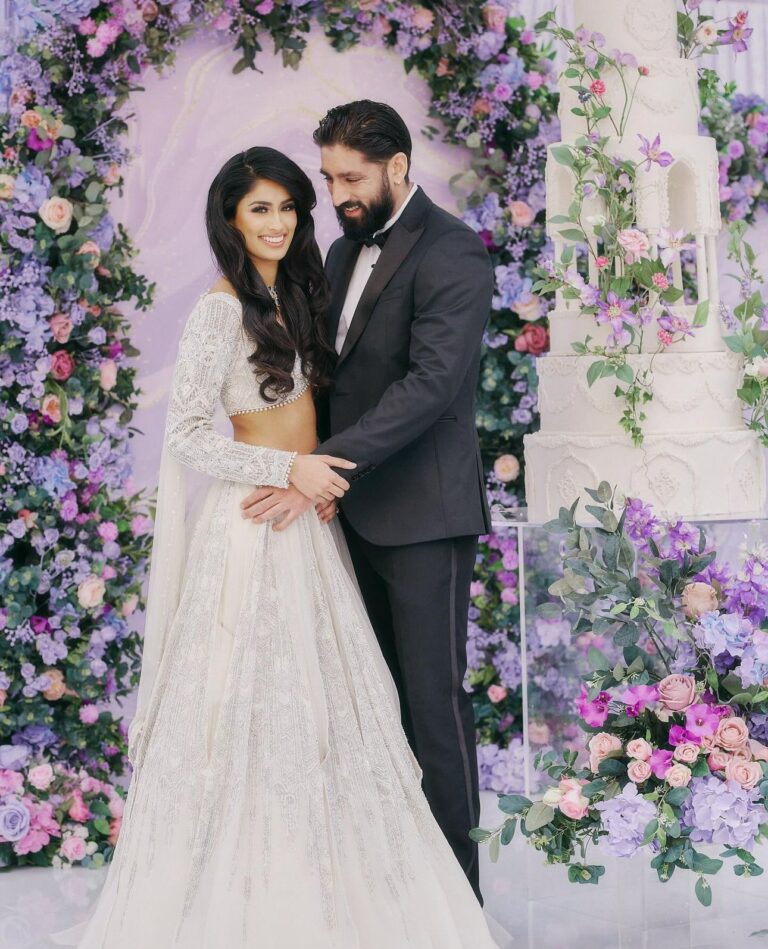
left=165, top=291, right=307, bottom=488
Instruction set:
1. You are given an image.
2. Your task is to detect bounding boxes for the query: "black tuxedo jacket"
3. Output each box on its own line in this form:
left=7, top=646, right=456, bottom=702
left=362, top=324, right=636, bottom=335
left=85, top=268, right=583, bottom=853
left=316, top=187, right=493, bottom=547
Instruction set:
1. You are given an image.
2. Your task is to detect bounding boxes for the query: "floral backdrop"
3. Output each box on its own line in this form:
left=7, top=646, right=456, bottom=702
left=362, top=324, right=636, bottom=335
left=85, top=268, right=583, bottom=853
left=0, top=0, right=766, bottom=866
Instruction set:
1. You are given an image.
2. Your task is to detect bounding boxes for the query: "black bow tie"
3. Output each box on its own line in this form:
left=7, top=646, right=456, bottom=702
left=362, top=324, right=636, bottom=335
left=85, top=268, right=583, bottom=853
left=362, top=230, right=390, bottom=249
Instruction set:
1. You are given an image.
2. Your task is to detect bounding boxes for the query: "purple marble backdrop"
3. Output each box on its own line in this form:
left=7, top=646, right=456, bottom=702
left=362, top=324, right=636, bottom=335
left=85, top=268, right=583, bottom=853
left=111, top=28, right=469, bottom=491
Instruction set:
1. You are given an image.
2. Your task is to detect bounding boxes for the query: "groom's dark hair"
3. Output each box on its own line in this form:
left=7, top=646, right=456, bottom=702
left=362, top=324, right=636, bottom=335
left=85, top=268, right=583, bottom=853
left=313, top=100, right=412, bottom=182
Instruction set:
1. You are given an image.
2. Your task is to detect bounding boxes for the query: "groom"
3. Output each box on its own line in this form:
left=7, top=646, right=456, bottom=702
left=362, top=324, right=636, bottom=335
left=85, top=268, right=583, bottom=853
left=244, top=100, right=493, bottom=901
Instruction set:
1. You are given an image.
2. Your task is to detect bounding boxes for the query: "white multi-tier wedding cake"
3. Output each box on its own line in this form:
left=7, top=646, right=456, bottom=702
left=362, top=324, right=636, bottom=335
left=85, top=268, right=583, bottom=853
left=524, top=0, right=766, bottom=522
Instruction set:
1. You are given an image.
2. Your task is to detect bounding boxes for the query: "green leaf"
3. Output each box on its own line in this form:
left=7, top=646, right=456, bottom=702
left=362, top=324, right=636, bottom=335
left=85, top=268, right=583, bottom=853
left=469, top=827, right=492, bottom=842
left=498, top=794, right=532, bottom=815
left=665, top=787, right=691, bottom=807
left=588, top=647, right=610, bottom=672
left=489, top=833, right=500, bottom=863
left=692, top=851, right=723, bottom=875
left=500, top=820, right=517, bottom=845
left=693, top=299, right=710, bottom=327
left=598, top=758, right=626, bottom=777
left=615, top=363, right=635, bottom=385
left=586, top=361, right=606, bottom=388
left=558, top=228, right=588, bottom=243
left=551, top=144, right=576, bottom=168
left=525, top=802, right=555, bottom=832
left=695, top=876, right=712, bottom=907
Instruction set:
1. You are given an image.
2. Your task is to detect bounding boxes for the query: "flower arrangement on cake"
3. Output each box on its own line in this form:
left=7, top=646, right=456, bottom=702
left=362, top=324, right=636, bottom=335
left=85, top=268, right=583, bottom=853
left=475, top=483, right=768, bottom=905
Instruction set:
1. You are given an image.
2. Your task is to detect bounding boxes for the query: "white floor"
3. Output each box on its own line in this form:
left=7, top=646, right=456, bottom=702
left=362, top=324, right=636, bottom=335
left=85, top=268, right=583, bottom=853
left=2, top=792, right=767, bottom=948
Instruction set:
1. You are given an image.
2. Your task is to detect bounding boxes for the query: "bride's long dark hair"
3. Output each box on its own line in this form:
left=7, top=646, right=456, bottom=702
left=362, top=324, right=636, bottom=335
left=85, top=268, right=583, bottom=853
left=205, top=146, right=335, bottom=401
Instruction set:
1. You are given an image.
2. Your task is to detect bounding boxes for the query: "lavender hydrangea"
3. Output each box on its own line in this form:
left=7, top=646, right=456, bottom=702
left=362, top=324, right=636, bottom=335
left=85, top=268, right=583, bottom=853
left=477, top=739, right=527, bottom=793
left=594, top=783, right=657, bottom=857
left=682, top=777, right=764, bottom=850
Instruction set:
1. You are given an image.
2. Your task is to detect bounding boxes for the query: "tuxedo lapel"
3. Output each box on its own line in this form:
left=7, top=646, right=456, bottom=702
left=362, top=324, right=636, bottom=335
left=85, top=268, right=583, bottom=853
left=337, top=188, right=431, bottom=368
left=326, top=239, right=361, bottom=345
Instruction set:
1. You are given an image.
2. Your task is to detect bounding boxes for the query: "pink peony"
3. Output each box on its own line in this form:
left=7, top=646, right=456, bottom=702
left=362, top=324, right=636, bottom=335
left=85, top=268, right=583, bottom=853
left=627, top=759, right=652, bottom=783
left=60, top=835, right=87, bottom=862
left=588, top=732, right=622, bottom=772
left=681, top=582, right=718, bottom=618
left=715, top=716, right=750, bottom=751
left=130, top=514, right=152, bottom=536
left=108, top=796, right=124, bottom=819
left=49, top=313, right=73, bottom=343
left=672, top=742, right=700, bottom=764
left=665, top=763, right=692, bottom=787
left=487, top=685, right=507, bottom=704
left=27, top=764, right=54, bottom=791
left=508, top=200, right=535, bottom=228
left=657, top=674, right=697, bottom=712
left=14, top=828, right=49, bottom=855
left=626, top=738, right=653, bottom=761
left=97, top=521, right=118, bottom=542
left=50, top=350, right=75, bottom=381
left=0, top=770, right=24, bottom=795
left=557, top=778, right=590, bottom=819
left=725, top=758, right=762, bottom=790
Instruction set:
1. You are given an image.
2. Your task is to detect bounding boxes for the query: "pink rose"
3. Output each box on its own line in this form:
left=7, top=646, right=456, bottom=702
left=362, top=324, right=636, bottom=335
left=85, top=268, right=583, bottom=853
left=665, top=763, right=692, bottom=788
left=681, top=582, right=718, bottom=618
left=20, top=110, right=41, bottom=128
left=616, top=228, right=650, bottom=262
left=731, top=745, right=752, bottom=761
left=626, top=738, right=652, bottom=761
left=558, top=778, right=589, bottom=820
left=514, top=323, right=549, bottom=356
left=99, top=359, right=118, bottom=391
left=27, top=764, right=54, bottom=791
left=0, top=173, right=15, bottom=200
left=588, top=732, right=623, bottom=772
left=14, top=828, right=49, bottom=855
left=715, top=717, right=750, bottom=751
left=0, top=770, right=24, bottom=795
left=482, top=3, right=507, bottom=32
left=749, top=740, right=768, bottom=762
left=528, top=722, right=551, bottom=745
left=673, top=742, right=699, bottom=764
left=76, top=240, right=101, bottom=267
left=627, top=759, right=652, bottom=783
left=725, top=758, right=762, bottom=790
left=121, top=594, right=139, bottom=617
left=708, top=749, right=730, bottom=771
left=487, top=685, right=507, bottom=704
left=108, top=817, right=122, bottom=846
left=0, top=690, right=6, bottom=707
left=493, top=454, right=520, bottom=483
left=657, top=674, right=697, bottom=712
left=50, top=350, right=75, bottom=381
left=108, top=796, right=124, bottom=819
left=411, top=5, right=434, bottom=30
left=41, top=394, right=62, bottom=423
left=38, top=196, right=73, bottom=234
left=77, top=574, right=105, bottom=609
left=130, top=514, right=152, bottom=537
left=79, top=704, right=99, bottom=725
left=68, top=791, right=91, bottom=823
left=49, top=313, right=73, bottom=343
left=60, top=835, right=87, bottom=862
left=509, top=200, right=535, bottom=228
left=590, top=79, right=606, bottom=96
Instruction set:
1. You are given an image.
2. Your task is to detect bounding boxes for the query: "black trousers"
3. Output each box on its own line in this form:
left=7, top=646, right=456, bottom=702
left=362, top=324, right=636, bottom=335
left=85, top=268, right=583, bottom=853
left=341, top=518, right=482, bottom=904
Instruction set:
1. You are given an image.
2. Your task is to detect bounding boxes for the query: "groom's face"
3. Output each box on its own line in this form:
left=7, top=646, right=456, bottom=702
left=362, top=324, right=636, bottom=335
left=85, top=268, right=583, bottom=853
left=320, top=144, right=395, bottom=242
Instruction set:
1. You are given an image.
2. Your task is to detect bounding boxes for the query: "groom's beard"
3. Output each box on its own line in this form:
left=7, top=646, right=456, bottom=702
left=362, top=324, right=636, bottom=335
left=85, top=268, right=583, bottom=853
left=334, top=176, right=395, bottom=242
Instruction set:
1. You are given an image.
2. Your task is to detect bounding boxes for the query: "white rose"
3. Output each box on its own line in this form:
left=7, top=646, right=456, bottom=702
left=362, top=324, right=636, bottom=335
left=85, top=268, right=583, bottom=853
left=39, top=196, right=74, bottom=234
left=585, top=213, right=606, bottom=228
left=744, top=357, right=768, bottom=380
left=696, top=22, right=718, bottom=46
left=494, top=454, right=521, bottom=483
left=77, top=575, right=105, bottom=609
left=542, top=787, right=564, bottom=807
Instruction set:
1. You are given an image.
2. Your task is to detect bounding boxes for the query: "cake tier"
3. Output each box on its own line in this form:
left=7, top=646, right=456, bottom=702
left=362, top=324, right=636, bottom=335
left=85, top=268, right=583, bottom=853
left=548, top=305, right=726, bottom=356
left=546, top=136, right=721, bottom=237
left=524, top=430, right=766, bottom=522
left=537, top=351, right=744, bottom=435
left=558, top=57, right=699, bottom=143
left=574, top=0, right=678, bottom=58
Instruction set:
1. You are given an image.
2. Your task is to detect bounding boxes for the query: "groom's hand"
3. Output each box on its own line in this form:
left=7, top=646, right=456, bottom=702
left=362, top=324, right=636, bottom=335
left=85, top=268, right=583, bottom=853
left=240, top=485, right=313, bottom=532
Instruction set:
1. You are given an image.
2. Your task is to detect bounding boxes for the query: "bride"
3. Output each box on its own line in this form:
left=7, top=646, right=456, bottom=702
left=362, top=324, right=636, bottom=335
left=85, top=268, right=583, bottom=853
left=71, top=147, right=498, bottom=948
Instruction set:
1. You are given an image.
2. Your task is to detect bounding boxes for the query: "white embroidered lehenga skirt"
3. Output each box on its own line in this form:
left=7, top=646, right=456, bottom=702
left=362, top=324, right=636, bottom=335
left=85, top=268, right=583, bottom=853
left=74, top=479, right=498, bottom=948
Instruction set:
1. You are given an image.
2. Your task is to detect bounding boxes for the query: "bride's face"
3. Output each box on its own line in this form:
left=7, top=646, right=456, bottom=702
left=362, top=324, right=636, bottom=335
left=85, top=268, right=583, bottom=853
left=232, top=178, right=298, bottom=267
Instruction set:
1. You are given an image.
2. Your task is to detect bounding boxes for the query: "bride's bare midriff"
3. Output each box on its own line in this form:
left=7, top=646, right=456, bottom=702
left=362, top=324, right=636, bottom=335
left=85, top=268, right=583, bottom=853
left=229, top=387, right=318, bottom=454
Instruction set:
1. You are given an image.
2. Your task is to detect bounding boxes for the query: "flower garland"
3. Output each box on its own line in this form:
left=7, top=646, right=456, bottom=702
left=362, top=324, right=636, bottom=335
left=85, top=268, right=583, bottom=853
left=1, top=4, right=767, bottom=870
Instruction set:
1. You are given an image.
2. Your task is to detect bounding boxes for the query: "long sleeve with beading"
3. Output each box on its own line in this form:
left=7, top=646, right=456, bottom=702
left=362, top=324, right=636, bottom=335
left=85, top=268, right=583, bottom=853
left=165, top=293, right=296, bottom=486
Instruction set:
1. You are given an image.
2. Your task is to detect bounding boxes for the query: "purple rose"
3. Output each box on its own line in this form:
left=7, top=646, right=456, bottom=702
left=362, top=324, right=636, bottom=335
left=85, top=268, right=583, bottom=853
left=0, top=797, right=31, bottom=842
left=0, top=744, right=30, bottom=771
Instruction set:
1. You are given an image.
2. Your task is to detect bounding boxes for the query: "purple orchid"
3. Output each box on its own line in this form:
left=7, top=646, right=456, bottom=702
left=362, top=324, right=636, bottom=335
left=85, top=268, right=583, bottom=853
left=638, top=133, right=674, bottom=172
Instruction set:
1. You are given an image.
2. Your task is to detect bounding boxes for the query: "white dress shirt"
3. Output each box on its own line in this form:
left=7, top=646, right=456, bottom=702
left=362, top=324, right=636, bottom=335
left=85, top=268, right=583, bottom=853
left=334, top=184, right=419, bottom=355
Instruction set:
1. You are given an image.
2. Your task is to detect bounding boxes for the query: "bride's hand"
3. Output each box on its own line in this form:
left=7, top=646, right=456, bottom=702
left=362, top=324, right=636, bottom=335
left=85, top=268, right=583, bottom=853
left=289, top=454, right=356, bottom=501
